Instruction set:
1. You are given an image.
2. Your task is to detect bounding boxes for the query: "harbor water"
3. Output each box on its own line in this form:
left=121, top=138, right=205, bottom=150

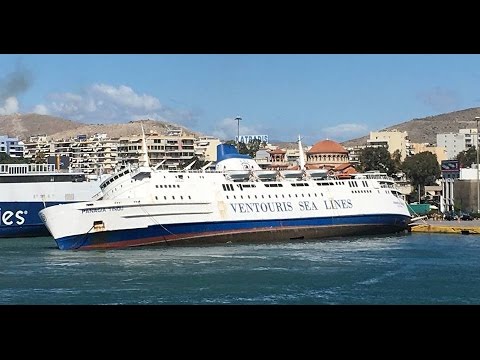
left=1, top=233, right=480, bottom=304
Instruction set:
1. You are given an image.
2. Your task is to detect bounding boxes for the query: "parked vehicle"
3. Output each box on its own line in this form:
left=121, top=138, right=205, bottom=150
left=460, top=213, right=474, bottom=221
left=444, top=213, right=457, bottom=221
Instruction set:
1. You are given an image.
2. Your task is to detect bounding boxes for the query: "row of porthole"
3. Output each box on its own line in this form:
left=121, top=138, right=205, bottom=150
left=155, top=195, right=193, bottom=200
left=226, top=193, right=323, bottom=200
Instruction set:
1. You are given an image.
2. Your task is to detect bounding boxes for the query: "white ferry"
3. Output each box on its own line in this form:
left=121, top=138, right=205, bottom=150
left=39, top=133, right=412, bottom=250
left=0, top=163, right=104, bottom=238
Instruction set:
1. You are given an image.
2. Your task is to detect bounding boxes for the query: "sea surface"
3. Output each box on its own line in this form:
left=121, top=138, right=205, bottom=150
left=1, top=233, right=480, bottom=304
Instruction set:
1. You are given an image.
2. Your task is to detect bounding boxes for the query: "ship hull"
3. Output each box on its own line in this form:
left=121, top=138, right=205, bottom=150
left=0, top=172, right=103, bottom=238
left=0, top=201, right=59, bottom=237
left=0, top=201, right=96, bottom=238
left=53, top=214, right=410, bottom=250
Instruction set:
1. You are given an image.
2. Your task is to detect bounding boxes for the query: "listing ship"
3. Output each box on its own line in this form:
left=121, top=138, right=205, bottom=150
left=39, top=132, right=412, bottom=250
left=0, top=163, right=105, bottom=238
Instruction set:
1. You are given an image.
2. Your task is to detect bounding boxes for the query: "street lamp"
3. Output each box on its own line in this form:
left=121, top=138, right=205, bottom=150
left=474, top=116, right=480, bottom=213
left=235, top=116, right=242, bottom=147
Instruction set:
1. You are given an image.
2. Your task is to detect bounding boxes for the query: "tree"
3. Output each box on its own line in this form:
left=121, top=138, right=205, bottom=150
left=392, top=149, right=402, bottom=172
left=456, top=146, right=477, bottom=168
left=357, top=146, right=397, bottom=176
left=402, top=151, right=441, bottom=201
left=34, top=151, right=46, bottom=164
left=0, top=153, right=10, bottom=163
left=0, top=152, right=28, bottom=164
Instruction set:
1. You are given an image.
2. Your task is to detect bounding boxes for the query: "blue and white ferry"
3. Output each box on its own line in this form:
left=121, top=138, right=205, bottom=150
left=0, top=163, right=104, bottom=238
left=39, top=134, right=412, bottom=250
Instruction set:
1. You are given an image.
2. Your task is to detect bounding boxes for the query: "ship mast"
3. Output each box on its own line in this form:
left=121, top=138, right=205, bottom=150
left=140, top=122, right=151, bottom=167
left=298, top=135, right=306, bottom=170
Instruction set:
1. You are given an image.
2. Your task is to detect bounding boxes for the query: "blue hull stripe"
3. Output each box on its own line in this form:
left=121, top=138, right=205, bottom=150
left=56, top=213, right=411, bottom=250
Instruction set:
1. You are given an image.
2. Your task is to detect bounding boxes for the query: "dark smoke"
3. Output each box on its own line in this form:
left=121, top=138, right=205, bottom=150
left=0, top=64, right=33, bottom=102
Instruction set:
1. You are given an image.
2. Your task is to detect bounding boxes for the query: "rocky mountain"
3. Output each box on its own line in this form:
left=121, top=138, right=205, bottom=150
left=0, top=113, right=200, bottom=141
left=3, top=107, right=480, bottom=146
left=0, top=113, right=82, bottom=140
left=341, top=107, right=480, bottom=147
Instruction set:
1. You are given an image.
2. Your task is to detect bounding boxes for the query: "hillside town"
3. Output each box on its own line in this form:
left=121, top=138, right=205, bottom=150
left=1, top=122, right=479, bottom=218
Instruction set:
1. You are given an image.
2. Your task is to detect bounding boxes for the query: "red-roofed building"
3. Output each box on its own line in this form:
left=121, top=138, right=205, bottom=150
left=268, top=148, right=286, bottom=162
left=266, top=147, right=288, bottom=170
left=305, top=139, right=356, bottom=177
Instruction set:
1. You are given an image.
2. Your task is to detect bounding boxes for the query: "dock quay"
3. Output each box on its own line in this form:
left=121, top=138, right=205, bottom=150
left=409, top=219, right=480, bottom=235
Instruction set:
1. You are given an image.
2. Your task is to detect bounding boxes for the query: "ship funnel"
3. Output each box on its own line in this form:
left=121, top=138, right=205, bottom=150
left=216, top=143, right=250, bottom=162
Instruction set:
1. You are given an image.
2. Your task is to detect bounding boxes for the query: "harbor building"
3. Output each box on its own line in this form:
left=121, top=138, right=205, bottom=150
left=117, top=129, right=195, bottom=169
left=410, top=143, right=447, bottom=164
left=437, top=128, right=479, bottom=160
left=367, top=129, right=413, bottom=161
left=0, top=135, right=24, bottom=158
left=194, top=136, right=221, bottom=162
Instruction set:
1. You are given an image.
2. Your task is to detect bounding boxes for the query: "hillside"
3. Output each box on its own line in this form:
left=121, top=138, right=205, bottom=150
left=3, top=107, right=480, bottom=146
left=49, top=120, right=200, bottom=140
left=0, top=113, right=83, bottom=140
left=0, top=114, right=200, bottom=141
left=342, top=107, right=480, bottom=147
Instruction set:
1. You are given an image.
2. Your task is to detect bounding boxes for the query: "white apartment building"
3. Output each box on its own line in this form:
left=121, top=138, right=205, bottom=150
left=0, top=135, right=24, bottom=158
left=345, top=145, right=365, bottom=166
left=194, top=136, right=221, bottom=162
left=69, top=138, right=119, bottom=174
left=437, top=128, right=479, bottom=160
left=367, top=130, right=411, bottom=161
left=23, top=134, right=52, bottom=161
left=117, top=129, right=196, bottom=170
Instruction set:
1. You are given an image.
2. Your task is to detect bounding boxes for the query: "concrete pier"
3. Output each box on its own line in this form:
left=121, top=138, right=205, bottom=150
left=409, top=219, right=480, bottom=234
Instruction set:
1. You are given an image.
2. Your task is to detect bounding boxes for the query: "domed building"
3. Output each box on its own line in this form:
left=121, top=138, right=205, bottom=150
left=305, top=139, right=356, bottom=177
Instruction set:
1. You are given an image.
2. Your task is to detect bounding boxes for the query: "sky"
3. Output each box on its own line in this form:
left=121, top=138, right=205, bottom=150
left=0, top=54, right=479, bottom=144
